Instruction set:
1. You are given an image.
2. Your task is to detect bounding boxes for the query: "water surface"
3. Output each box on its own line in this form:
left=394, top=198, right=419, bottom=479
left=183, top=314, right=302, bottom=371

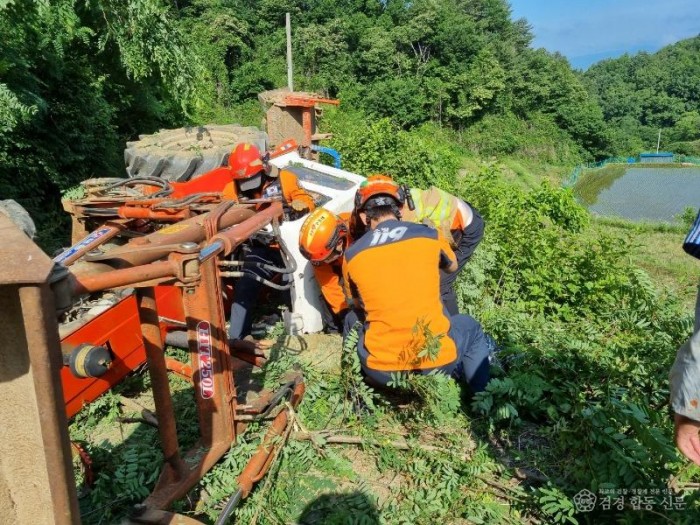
left=574, top=167, right=700, bottom=222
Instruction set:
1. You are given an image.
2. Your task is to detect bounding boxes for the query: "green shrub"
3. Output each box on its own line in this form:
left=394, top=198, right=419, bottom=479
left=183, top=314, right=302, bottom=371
left=455, top=162, right=695, bottom=520
left=326, top=109, right=463, bottom=189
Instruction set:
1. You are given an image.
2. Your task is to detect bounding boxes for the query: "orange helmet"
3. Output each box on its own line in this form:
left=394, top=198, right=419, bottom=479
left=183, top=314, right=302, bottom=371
left=228, top=143, right=265, bottom=180
left=354, top=174, right=406, bottom=211
left=299, top=208, right=349, bottom=263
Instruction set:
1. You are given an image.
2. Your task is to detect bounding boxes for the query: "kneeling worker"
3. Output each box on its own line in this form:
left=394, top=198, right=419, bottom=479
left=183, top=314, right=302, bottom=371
left=299, top=208, right=353, bottom=333
left=342, top=176, right=491, bottom=393
left=350, top=175, right=484, bottom=315
left=403, top=186, right=484, bottom=315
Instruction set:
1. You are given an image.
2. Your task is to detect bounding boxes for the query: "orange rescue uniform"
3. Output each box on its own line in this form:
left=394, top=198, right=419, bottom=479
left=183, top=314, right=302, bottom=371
left=311, top=212, right=352, bottom=316
left=343, top=220, right=458, bottom=371
left=222, top=168, right=316, bottom=211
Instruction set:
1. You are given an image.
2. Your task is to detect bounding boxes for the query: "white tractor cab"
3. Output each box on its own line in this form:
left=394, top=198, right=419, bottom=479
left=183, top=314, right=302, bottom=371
left=267, top=149, right=365, bottom=334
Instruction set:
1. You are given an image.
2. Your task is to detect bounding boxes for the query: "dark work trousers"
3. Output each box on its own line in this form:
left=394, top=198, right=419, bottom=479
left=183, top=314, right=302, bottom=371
left=229, top=245, right=284, bottom=341
left=319, top=297, right=347, bottom=334
left=342, top=310, right=491, bottom=394
left=440, top=209, right=485, bottom=315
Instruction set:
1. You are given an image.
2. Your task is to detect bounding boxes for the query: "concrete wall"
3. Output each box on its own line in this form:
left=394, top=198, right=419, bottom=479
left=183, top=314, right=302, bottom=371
left=266, top=105, right=306, bottom=148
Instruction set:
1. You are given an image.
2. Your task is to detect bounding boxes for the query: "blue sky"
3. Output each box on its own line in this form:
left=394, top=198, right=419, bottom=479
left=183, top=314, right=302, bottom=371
left=508, top=0, right=700, bottom=70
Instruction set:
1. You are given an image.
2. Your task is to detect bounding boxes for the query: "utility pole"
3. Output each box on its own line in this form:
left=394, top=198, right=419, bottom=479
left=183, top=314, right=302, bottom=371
left=656, top=129, right=661, bottom=154
left=286, top=13, right=294, bottom=92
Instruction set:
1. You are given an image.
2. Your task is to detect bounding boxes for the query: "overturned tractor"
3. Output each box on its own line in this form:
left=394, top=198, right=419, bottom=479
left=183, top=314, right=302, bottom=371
left=0, top=92, right=365, bottom=524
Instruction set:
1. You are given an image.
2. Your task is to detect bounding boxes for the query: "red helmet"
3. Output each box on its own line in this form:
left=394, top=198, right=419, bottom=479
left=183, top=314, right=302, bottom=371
left=299, top=208, right=349, bottom=263
left=228, top=143, right=265, bottom=179
left=354, top=174, right=406, bottom=211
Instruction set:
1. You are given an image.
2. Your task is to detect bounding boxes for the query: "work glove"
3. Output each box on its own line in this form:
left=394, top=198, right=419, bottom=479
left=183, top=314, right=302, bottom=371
left=290, top=198, right=310, bottom=212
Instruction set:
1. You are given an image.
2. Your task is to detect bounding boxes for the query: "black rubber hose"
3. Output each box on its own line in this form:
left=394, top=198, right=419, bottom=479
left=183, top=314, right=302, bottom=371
left=220, top=260, right=296, bottom=274
left=81, top=208, right=120, bottom=216
left=103, top=177, right=171, bottom=192
left=219, top=271, right=293, bottom=291
left=154, top=192, right=221, bottom=209
left=256, top=380, right=297, bottom=420
left=271, top=219, right=297, bottom=274
left=150, top=187, right=174, bottom=198
left=214, top=487, right=244, bottom=525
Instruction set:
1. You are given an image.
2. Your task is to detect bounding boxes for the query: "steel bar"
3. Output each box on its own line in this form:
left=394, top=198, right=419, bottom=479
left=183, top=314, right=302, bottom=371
left=71, top=260, right=175, bottom=295
left=137, top=288, right=187, bottom=480
left=78, top=205, right=256, bottom=269
left=210, top=201, right=283, bottom=255
left=54, top=223, right=124, bottom=266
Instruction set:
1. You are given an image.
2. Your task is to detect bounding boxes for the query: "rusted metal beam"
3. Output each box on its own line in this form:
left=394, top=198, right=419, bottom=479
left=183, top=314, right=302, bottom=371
left=209, top=202, right=283, bottom=256
left=138, top=288, right=187, bottom=481
left=20, top=285, right=82, bottom=524
left=0, top=215, right=80, bottom=524
left=81, top=205, right=256, bottom=269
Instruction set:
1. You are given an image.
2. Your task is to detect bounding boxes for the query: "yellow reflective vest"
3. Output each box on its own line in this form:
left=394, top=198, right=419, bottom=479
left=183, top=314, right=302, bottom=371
left=402, top=187, right=473, bottom=246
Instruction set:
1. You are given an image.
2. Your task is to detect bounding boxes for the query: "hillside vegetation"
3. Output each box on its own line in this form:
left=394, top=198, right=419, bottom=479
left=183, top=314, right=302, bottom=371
left=72, top=146, right=699, bottom=523
left=2, top=1, right=699, bottom=524
left=584, top=35, right=700, bottom=156
left=1, top=0, right=613, bottom=247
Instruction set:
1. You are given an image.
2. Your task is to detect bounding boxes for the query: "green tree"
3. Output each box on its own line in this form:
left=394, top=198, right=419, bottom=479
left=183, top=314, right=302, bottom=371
left=0, top=0, right=199, bottom=249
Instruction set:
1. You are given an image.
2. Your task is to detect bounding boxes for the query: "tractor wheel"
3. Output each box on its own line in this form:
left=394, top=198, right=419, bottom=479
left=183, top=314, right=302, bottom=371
left=0, top=199, right=36, bottom=239
left=124, top=124, right=267, bottom=182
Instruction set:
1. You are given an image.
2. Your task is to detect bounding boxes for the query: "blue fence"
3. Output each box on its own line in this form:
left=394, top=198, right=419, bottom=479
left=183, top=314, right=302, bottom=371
left=563, top=153, right=700, bottom=188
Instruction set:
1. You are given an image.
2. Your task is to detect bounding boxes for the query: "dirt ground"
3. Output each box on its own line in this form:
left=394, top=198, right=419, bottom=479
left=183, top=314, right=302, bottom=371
left=273, top=332, right=344, bottom=373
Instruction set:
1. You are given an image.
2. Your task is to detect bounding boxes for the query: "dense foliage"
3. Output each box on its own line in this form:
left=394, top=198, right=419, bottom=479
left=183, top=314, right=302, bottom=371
left=1, top=0, right=620, bottom=249
left=3, top=1, right=699, bottom=248
left=179, top=0, right=611, bottom=161
left=0, top=0, right=199, bottom=246
left=3, top=1, right=699, bottom=523
left=583, top=36, right=700, bottom=156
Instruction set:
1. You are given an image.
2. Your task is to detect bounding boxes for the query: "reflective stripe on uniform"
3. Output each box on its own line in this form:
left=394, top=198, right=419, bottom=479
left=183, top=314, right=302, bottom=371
left=435, top=188, right=452, bottom=225
left=411, top=188, right=425, bottom=220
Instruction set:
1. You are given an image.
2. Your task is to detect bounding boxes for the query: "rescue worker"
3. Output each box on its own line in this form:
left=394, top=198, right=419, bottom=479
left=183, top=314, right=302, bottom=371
left=350, top=175, right=484, bottom=315
left=224, top=143, right=316, bottom=351
left=222, top=143, right=315, bottom=210
left=298, top=208, right=352, bottom=333
left=403, top=186, right=484, bottom=315
left=342, top=176, right=491, bottom=393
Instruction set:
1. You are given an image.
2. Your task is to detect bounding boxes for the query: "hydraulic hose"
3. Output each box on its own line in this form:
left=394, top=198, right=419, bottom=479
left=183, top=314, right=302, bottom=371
left=218, top=218, right=296, bottom=285
left=153, top=192, right=221, bottom=209
left=218, top=260, right=295, bottom=274
left=218, top=271, right=293, bottom=291
left=102, top=177, right=171, bottom=193
left=271, top=218, right=297, bottom=274
left=256, top=380, right=297, bottom=420
left=214, top=487, right=244, bottom=525
left=150, top=187, right=174, bottom=198
left=81, top=208, right=121, bottom=216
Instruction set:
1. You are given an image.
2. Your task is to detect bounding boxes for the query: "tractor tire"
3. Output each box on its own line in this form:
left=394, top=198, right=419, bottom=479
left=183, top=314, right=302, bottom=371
left=124, top=124, right=267, bottom=182
left=0, top=199, right=36, bottom=239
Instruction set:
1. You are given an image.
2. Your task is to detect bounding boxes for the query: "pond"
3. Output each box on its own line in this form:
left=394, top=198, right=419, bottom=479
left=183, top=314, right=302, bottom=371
left=574, top=166, right=700, bottom=223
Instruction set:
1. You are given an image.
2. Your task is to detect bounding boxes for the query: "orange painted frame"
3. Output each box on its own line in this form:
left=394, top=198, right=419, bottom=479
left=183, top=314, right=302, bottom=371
left=60, top=286, right=184, bottom=418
